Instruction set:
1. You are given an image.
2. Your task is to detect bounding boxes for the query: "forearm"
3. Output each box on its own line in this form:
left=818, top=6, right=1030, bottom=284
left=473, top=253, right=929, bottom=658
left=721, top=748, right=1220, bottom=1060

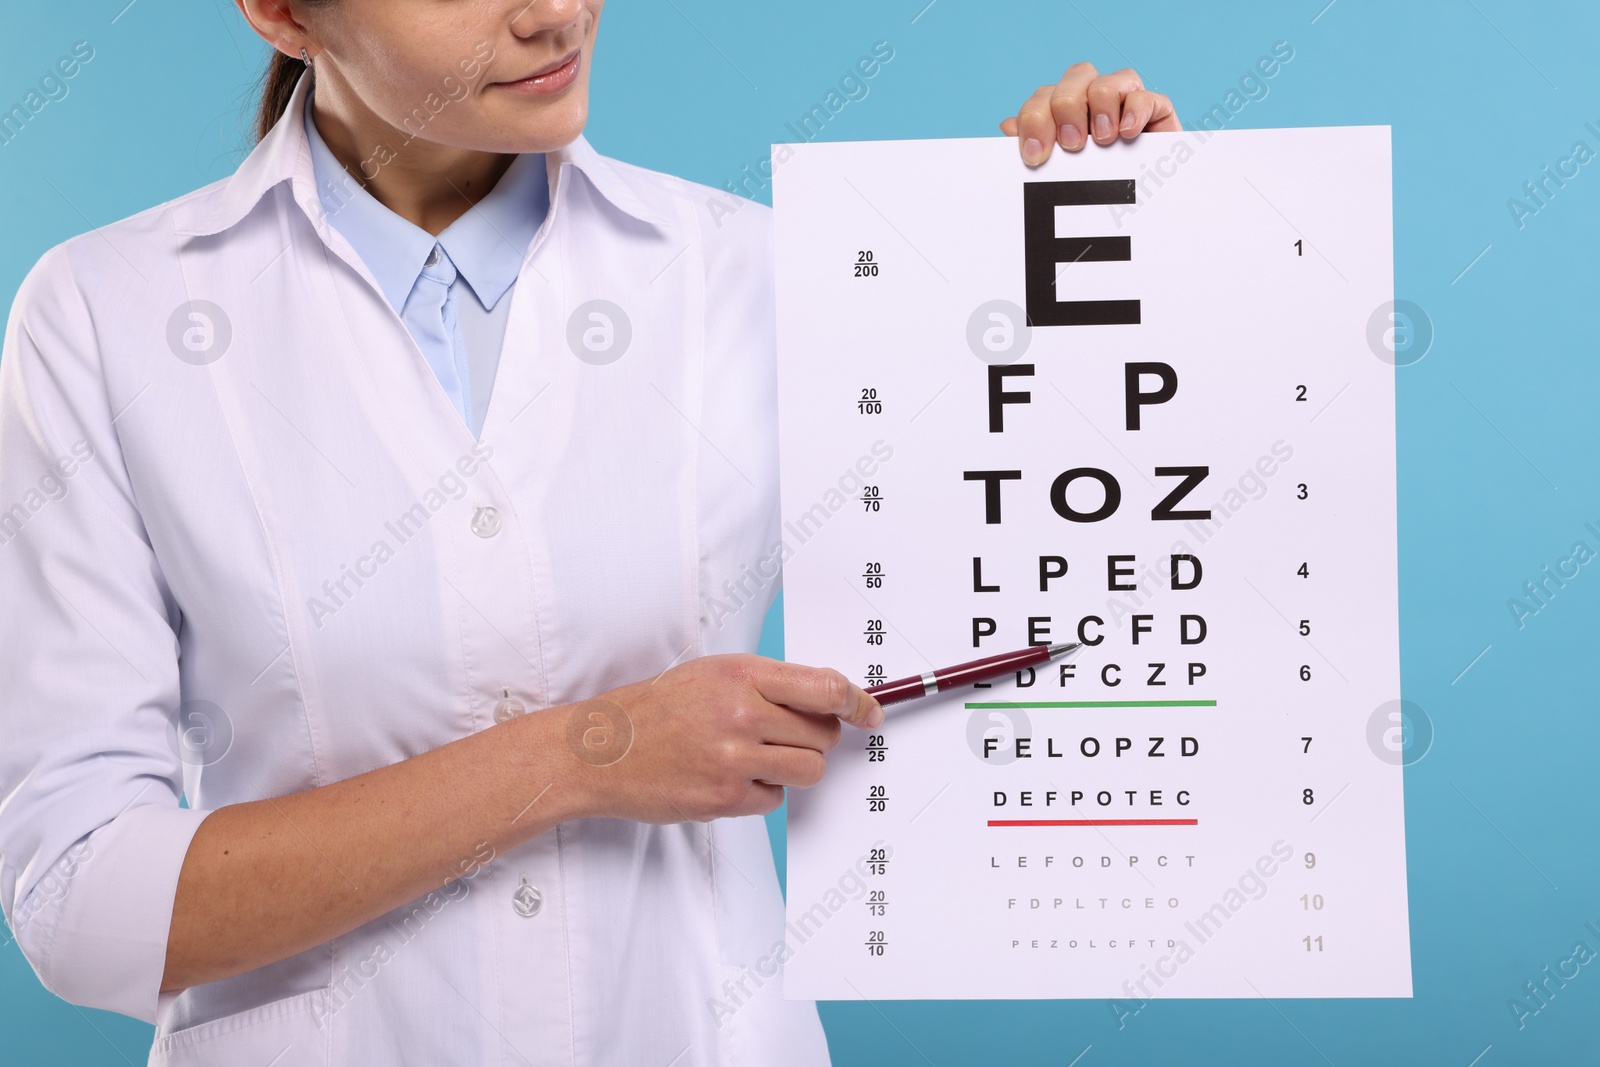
left=160, top=707, right=592, bottom=993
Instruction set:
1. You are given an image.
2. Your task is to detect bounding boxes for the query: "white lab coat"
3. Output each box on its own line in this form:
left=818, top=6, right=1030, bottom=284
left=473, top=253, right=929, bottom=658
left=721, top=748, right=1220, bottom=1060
left=0, top=70, right=826, bottom=1066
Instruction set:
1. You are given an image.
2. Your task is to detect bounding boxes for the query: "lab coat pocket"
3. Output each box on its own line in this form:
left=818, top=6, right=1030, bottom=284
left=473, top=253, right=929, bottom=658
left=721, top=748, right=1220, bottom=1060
left=148, top=986, right=332, bottom=1066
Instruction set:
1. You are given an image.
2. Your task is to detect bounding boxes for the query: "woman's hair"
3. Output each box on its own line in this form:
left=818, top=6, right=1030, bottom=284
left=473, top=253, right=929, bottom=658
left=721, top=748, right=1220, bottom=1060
left=254, top=50, right=306, bottom=143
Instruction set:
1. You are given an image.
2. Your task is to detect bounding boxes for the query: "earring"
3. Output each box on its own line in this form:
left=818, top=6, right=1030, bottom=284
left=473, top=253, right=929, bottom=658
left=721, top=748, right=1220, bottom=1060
left=300, top=47, right=313, bottom=67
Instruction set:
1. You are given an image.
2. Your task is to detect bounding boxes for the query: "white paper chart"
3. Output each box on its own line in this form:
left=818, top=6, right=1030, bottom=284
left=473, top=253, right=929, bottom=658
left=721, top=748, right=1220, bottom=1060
left=773, top=129, right=1411, bottom=1001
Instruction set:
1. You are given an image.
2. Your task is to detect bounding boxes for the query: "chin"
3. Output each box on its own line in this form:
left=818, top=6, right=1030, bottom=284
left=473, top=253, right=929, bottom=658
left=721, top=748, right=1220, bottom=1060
left=477, top=94, right=591, bottom=154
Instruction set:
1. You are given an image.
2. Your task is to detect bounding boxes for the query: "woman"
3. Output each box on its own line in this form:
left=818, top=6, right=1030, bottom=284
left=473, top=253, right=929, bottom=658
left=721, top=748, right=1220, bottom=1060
left=0, top=1, right=1178, bottom=1063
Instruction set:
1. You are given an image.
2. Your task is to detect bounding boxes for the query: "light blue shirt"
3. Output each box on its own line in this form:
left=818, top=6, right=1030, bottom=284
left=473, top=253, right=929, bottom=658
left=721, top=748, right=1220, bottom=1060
left=303, top=93, right=549, bottom=437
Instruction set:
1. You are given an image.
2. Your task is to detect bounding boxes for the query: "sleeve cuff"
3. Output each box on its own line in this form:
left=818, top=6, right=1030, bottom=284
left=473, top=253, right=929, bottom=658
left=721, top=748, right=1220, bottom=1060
left=24, top=803, right=212, bottom=1023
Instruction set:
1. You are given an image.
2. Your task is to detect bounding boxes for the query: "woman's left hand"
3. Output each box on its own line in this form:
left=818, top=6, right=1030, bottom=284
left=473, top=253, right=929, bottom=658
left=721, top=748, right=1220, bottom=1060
left=1000, top=62, right=1180, bottom=166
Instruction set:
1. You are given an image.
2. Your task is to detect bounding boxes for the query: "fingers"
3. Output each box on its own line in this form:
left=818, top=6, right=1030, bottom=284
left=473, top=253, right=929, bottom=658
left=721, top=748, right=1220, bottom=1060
left=1117, top=89, right=1158, bottom=138
left=747, top=782, right=786, bottom=815
left=1118, top=88, right=1180, bottom=136
left=761, top=705, right=844, bottom=754
left=1004, top=64, right=1179, bottom=159
left=713, top=781, right=786, bottom=819
left=753, top=660, right=883, bottom=729
left=1144, top=90, right=1181, bottom=132
left=1046, top=61, right=1100, bottom=154
left=750, top=745, right=829, bottom=790
left=1084, top=68, right=1144, bottom=145
left=1013, top=84, right=1060, bottom=165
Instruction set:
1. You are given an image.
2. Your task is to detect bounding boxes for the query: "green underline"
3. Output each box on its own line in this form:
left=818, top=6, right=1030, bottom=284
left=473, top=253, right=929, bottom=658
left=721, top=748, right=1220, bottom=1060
left=964, top=700, right=1218, bottom=709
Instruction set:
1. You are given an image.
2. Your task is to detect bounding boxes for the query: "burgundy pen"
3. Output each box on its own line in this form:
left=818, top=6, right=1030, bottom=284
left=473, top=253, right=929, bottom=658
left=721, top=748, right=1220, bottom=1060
left=864, top=642, right=1082, bottom=707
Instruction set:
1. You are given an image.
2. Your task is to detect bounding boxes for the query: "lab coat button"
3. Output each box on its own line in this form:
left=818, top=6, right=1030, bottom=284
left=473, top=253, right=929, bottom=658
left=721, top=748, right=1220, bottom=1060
left=493, top=689, right=526, bottom=724
left=513, top=877, right=542, bottom=918
left=471, top=505, right=501, bottom=538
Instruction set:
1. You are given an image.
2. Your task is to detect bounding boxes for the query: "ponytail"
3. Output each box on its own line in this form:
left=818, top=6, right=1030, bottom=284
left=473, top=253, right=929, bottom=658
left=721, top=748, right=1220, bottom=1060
left=254, top=50, right=307, bottom=144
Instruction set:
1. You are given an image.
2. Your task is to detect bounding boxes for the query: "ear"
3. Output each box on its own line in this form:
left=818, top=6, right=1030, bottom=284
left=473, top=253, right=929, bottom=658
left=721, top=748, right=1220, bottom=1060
left=235, top=0, right=312, bottom=58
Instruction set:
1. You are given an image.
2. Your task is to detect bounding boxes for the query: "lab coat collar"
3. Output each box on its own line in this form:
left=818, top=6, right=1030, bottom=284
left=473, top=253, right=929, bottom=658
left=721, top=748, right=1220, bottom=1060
left=549, top=131, right=672, bottom=229
left=172, top=68, right=670, bottom=239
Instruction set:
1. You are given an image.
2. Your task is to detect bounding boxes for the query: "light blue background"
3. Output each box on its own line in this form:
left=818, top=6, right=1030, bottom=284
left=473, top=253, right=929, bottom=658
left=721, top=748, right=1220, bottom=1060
left=3, top=1, right=1596, bottom=1063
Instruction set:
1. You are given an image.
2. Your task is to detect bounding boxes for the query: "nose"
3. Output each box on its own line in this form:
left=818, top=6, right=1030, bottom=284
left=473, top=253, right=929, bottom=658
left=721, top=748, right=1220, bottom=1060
left=508, top=0, right=588, bottom=40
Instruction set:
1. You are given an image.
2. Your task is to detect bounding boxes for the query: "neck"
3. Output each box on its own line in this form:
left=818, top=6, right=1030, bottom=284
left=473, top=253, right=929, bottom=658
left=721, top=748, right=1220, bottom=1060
left=308, top=77, right=514, bottom=236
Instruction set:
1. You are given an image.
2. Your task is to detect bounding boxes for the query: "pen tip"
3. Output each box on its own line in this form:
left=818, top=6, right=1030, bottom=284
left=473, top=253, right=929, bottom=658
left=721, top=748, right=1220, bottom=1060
left=1047, top=642, right=1081, bottom=660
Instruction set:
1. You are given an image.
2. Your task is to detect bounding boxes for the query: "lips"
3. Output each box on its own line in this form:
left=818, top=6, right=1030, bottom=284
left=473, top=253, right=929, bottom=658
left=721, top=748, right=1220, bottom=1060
left=494, top=50, right=582, bottom=95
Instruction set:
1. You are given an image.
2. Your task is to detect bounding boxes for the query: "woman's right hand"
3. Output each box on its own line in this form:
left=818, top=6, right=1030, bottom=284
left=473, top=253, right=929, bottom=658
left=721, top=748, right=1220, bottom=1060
left=571, top=653, right=883, bottom=824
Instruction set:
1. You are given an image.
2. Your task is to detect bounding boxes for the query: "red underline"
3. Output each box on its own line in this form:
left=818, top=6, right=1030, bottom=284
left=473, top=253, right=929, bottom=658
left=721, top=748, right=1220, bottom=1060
left=987, top=819, right=1199, bottom=827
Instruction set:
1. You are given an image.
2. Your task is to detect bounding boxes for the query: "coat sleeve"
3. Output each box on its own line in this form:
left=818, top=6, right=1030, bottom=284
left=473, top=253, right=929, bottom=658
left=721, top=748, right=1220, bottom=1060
left=0, top=243, right=212, bottom=1022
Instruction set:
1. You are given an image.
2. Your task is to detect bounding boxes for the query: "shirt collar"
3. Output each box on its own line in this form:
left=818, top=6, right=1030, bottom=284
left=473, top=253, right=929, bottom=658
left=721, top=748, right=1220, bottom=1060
left=435, top=150, right=549, bottom=312
left=302, top=92, right=551, bottom=314
left=301, top=100, right=436, bottom=313
left=171, top=68, right=670, bottom=242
